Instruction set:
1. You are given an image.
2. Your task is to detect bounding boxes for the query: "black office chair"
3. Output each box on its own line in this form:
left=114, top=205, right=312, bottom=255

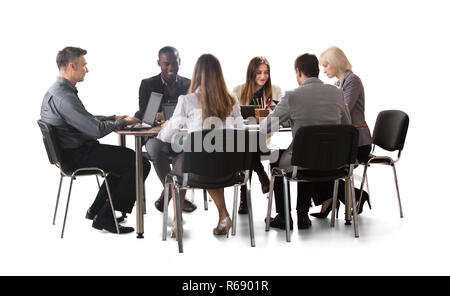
left=144, top=148, right=209, bottom=211
left=357, top=110, right=409, bottom=217
left=162, top=129, right=253, bottom=253
left=37, top=120, right=120, bottom=237
left=266, top=125, right=360, bottom=241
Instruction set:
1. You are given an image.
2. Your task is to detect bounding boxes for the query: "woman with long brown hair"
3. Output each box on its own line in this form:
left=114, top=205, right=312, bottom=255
left=158, top=54, right=244, bottom=238
left=232, top=56, right=283, bottom=214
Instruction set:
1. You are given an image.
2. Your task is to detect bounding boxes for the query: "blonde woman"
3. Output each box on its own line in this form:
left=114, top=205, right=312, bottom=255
left=232, top=57, right=283, bottom=214
left=158, top=54, right=244, bottom=237
left=311, top=46, right=372, bottom=218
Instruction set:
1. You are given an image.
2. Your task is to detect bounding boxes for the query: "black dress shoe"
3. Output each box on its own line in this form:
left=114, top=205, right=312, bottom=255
left=238, top=187, right=248, bottom=214
left=154, top=191, right=197, bottom=213
left=266, top=214, right=293, bottom=230
left=154, top=190, right=171, bottom=212
left=297, top=213, right=312, bottom=229
left=92, top=216, right=134, bottom=234
left=182, top=198, right=197, bottom=213
left=86, top=207, right=125, bottom=223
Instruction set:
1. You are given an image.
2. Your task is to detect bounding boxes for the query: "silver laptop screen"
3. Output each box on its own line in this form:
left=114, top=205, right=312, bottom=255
left=143, top=92, right=163, bottom=125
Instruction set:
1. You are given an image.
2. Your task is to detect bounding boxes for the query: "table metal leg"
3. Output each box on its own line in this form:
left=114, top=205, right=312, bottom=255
left=118, top=134, right=128, bottom=220
left=119, top=135, right=126, bottom=147
left=135, top=136, right=144, bottom=238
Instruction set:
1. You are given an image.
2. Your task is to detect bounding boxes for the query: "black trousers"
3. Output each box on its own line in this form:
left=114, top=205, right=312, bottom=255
left=62, top=141, right=151, bottom=214
left=240, top=152, right=266, bottom=196
left=270, top=149, right=310, bottom=216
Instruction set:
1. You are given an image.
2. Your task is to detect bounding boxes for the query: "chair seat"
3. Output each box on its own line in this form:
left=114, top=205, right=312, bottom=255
left=365, top=155, right=394, bottom=165
left=273, top=167, right=349, bottom=182
left=170, top=172, right=246, bottom=189
left=62, top=169, right=104, bottom=177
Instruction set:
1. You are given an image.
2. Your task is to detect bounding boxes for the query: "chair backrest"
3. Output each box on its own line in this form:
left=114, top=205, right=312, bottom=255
left=291, top=125, right=359, bottom=171
left=182, top=129, right=252, bottom=178
left=372, top=110, right=409, bottom=152
left=37, top=120, right=63, bottom=167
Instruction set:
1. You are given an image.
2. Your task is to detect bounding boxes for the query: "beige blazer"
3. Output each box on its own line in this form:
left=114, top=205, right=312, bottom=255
left=232, top=84, right=283, bottom=105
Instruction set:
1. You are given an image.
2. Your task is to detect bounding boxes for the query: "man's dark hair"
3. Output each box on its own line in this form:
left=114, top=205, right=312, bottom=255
left=56, top=46, right=87, bottom=70
left=294, top=53, right=319, bottom=78
left=158, top=46, right=179, bottom=59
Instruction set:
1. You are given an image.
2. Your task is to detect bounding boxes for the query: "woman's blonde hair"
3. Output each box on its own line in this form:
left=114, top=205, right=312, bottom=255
left=319, top=46, right=352, bottom=73
left=240, top=56, right=272, bottom=106
left=188, top=54, right=235, bottom=122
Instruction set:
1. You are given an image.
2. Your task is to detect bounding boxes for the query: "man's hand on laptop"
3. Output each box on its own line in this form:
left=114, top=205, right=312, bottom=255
left=115, top=115, right=127, bottom=120
left=124, top=116, right=141, bottom=126
left=156, top=112, right=165, bottom=122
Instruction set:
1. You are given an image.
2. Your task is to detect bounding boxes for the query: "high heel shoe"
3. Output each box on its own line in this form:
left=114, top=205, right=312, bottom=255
left=213, top=217, right=232, bottom=237
left=310, top=200, right=340, bottom=219
left=171, top=220, right=183, bottom=241
left=357, top=191, right=370, bottom=214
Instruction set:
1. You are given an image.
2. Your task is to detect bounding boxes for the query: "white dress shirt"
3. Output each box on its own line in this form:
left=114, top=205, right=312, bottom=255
left=157, top=89, right=244, bottom=144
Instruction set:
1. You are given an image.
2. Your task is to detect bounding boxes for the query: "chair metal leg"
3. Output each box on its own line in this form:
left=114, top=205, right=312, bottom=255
left=392, top=164, right=404, bottom=218
left=345, top=178, right=352, bottom=225
left=53, top=175, right=64, bottom=225
left=173, top=180, right=183, bottom=253
left=357, top=164, right=368, bottom=213
left=203, top=189, right=208, bottom=211
left=232, top=185, right=239, bottom=236
left=330, top=179, right=339, bottom=227
left=246, top=181, right=256, bottom=247
left=364, top=170, right=372, bottom=208
left=162, top=180, right=171, bottom=241
left=265, top=175, right=276, bottom=232
left=350, top=175, right=360, bottom=238
left=61, top=177, right=75, bottom=239
left=104, top=175, right=120, bottom=234
left=282, top=175, right=291, bottom=242
left=95, top=175, right=101, bottom=189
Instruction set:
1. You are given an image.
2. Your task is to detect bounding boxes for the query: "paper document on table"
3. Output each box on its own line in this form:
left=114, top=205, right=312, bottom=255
left=267, top=131, right=291, bottom=150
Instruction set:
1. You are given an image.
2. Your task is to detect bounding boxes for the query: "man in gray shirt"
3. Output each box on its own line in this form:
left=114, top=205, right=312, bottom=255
left=260, top=53, right=351, bottom=230
left=41, top=46, right=150, bottom=234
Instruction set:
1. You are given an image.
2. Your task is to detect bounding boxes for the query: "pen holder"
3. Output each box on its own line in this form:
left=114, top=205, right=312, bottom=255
left=254, top=109, right=270, bottom=123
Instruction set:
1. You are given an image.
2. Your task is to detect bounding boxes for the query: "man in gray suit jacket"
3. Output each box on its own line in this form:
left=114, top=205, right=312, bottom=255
left=260, top=53, right=351, bottom=230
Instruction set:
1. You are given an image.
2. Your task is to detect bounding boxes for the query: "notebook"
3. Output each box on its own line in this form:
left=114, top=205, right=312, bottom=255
left=240, top=105, right=257, bottom=119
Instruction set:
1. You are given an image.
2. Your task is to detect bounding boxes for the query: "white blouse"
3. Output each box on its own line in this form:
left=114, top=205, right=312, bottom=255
left=157, top=89, right=244, bottom=144
left=232, top=84, right=283, bottom=105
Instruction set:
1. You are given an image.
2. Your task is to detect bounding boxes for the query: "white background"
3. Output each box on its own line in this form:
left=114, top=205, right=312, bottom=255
left=1, top=0, right=449, bottom=275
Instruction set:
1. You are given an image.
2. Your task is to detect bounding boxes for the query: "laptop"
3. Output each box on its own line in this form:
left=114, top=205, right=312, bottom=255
left=124, top=92, right=163, bottom=130
left=162, top=103, right=177, bottom=120
left=240, top=105, right=257, bottom=119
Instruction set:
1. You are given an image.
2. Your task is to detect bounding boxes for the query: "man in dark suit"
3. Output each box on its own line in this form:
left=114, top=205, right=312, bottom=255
left=137, top=46, right=197, bottom=212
